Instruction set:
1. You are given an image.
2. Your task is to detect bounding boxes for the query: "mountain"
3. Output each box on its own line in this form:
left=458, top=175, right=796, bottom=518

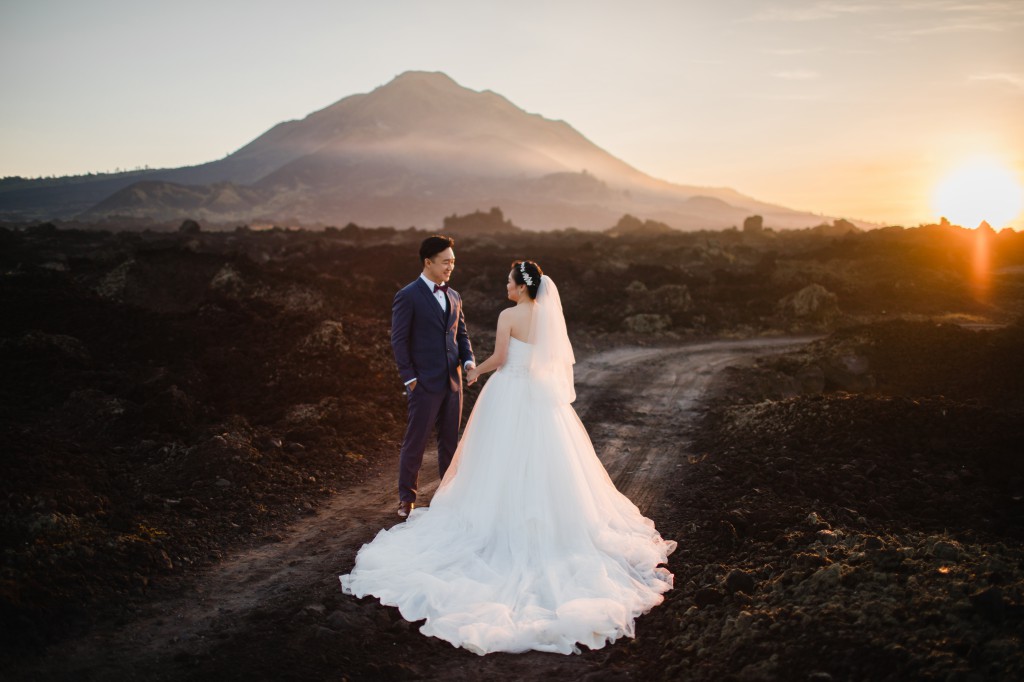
left=1, top=71, right=846, bottom=231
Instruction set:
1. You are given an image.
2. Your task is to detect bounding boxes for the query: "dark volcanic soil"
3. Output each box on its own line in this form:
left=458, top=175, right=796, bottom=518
left=5, top=338, right=809, bottom=681
left=2, top=223, right=1024, bottom=680
left=629, top=320, right=1024, bottom=681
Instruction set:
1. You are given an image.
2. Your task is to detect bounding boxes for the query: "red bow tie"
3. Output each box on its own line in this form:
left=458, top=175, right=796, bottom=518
left=433, top=283, right=449, bottom=293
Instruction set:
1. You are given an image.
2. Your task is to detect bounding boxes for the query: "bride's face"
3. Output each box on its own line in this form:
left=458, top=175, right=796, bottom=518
left=506, top=270, right=523, bottom=302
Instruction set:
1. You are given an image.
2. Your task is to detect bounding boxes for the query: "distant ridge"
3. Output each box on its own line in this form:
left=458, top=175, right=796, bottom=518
left=1, top=71, right=854, bottom=231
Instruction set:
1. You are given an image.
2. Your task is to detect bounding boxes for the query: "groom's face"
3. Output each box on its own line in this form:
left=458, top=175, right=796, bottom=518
left=424, top=247, right=455, bottom=284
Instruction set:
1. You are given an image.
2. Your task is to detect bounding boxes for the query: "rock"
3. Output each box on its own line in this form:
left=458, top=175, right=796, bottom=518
left=154, top=385, right=196, bottom=427
left=795, top=363, right=826, bottom=393
left=861, top=535, right=884, bottom=550
left=693, top=587, right=724, bottom=607
left=970, top=586, right=1008, bottom=621
left=209, top=264, right=245, bottom=297
left=270, top=284, right=325, bottom=314
left=815, top=529, right=840, bottom=546
left=626, top=280, right=647, bottom=294
left=623, top=313, right=672, bottom=334
left=743, top=215, right=764, bottom=234
left=805, top=512, right=830, bottom=529
left=581, top=670, right=634, bottom=682
left=650, top=284, right=692, bottom=314
left=872, top=549, right=904, bottom=572
left=607, top=213, right=674, bottom=237
left=326, top=609, right=359, bottom=631
left=932, top=540, right=961, bottom=561
left=809, top=563, right=843, bottom=589
left=296, top=320, right=349, bottom=356
left=736, top=653, right=779, bottom=681
left=95, top=259, right=134, bottom=299
left=794, top=552, right=829, bottom=568
left=156, top=549, right=174, bottom=570
left=62, top=388, right=127, bottom=421
left=821, top=353, right=875, bottom=392
left=312, top=625, right=337, bottom=641
left=724, top=569, right=757, bottom=595
left=215, top=478, right=232, bottom=488
left=6, top=330, right=92, bottom=363
left=779, top=284, right=839, bottom=322
left=285, top=404, right=321, bottom=425
left=725, top=509, right=751, bottom=536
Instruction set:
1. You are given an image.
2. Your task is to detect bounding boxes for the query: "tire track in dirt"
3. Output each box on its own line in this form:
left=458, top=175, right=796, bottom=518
left=13, top=338, right=812, bottom=681
left=579, top=339, right=810, bottom=513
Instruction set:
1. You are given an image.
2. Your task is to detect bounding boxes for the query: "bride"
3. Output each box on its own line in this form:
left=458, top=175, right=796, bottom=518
left=339, top=261, right=675, bottom=655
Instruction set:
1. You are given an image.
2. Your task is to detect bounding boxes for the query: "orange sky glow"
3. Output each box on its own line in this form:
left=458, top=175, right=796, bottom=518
left=1, top=0, right=1022, bottom=229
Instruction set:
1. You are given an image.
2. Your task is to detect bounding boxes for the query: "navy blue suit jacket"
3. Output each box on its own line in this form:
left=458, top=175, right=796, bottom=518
left=391, top=278, right=475, bottom=393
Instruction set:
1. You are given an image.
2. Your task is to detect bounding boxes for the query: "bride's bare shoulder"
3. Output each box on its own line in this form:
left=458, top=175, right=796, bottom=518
left=496, top=307, right=518, bottom=327
left=499, top=304, right=527, bottom=318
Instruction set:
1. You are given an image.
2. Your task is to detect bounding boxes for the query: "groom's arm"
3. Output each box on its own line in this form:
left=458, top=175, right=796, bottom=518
left=391, top=288, right=417, bottom=385
left=455, top=296, right=475, bottom=369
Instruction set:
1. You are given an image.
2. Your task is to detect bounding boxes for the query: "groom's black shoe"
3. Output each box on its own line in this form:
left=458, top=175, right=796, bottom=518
left=398, top=501, right=414, bottom=518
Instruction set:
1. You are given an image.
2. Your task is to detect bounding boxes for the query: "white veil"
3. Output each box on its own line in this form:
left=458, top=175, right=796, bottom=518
left=527, top=275, right=576, bottom=404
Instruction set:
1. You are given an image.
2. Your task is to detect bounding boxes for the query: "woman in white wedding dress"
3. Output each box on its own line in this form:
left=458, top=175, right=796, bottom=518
left=339, top=261, right=675, bottom=655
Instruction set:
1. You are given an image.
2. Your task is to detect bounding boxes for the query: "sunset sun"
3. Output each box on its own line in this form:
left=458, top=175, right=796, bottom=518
left=932, top=157, right=1024, bottom=228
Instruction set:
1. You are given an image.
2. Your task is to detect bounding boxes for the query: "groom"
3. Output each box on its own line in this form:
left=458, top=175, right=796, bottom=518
left=390, top=235, right=475, bottom=518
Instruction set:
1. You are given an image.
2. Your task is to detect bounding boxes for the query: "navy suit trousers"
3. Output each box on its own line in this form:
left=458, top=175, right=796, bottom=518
left=398, top=384, right=462, bottom=503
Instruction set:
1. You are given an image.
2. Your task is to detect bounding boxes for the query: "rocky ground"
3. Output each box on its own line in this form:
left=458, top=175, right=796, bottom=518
left=629, top=320, right=1024, bottom=681
left=2, top=222, right=1023, bottom=679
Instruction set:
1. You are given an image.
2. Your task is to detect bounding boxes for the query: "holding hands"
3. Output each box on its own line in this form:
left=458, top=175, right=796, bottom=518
left=466, top=364, right=480, bottom=386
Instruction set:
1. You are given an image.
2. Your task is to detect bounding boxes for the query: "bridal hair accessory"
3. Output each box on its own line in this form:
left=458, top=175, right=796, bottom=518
left=519, top=262, right=534, bottom=287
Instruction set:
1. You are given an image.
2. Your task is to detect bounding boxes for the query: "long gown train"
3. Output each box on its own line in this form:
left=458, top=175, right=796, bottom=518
left=339, top=337, right=675, bottom=655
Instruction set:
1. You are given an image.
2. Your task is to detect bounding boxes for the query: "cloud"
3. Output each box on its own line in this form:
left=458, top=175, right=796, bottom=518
left=747, top=1, right=1024, bottom=38
left=895, top=22, right=1007, bottom=36
left=880, top=0, right=1024, bottom=38
left=763, top=47, right=822, bottom=56
left=935, top=1, right=1024, bottom=15
left=742, top=93, right=825, bottom=102
left=969, top=73, right=1024, bottom=91
left=773, top=70, right=820, bottom=80
left=746, top=2, right=883, bottom=23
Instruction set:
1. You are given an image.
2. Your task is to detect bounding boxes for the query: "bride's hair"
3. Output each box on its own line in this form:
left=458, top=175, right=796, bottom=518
left=511, top=260, right=543, bottom=299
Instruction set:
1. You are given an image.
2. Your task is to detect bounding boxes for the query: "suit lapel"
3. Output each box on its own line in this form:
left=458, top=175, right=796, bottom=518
left=416, top=278, right=446, bottom=322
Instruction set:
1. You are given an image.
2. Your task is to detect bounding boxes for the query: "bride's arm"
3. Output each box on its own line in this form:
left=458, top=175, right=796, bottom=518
left=466, top=311, right=512, bottom=384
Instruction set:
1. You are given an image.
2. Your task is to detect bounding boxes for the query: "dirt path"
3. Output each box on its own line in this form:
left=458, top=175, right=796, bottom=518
left=16, top=337, right=811, bottom=681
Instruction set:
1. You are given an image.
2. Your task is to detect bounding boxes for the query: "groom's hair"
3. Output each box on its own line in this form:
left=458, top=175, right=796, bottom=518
left=420, top=235, right=455, bottom=263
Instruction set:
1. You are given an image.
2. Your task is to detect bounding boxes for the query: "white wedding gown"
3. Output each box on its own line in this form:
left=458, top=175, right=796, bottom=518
left=339, top=336, right=675, bottom=655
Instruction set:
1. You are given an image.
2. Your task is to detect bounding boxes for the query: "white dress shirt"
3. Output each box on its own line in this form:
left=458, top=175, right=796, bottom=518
left=421, top=273, right=448, bottom=312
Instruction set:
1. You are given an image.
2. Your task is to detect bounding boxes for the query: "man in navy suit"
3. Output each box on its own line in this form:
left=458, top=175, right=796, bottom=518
left=391, top=235, right=475, bottom=518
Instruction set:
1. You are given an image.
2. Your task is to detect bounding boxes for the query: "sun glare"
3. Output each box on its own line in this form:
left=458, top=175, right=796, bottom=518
left=932, top=158, right=1024, bottom=228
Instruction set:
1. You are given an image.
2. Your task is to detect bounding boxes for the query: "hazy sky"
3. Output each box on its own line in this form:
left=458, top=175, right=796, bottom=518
left=2, top=0, right=1023, bottom=227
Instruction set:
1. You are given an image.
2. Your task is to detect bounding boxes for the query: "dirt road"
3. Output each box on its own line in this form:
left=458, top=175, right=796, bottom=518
left=15, top=337, right=810, bottom=681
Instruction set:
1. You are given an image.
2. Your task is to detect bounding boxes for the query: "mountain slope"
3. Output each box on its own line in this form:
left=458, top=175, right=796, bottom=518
left=4, top=72, right=843, bottom=230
